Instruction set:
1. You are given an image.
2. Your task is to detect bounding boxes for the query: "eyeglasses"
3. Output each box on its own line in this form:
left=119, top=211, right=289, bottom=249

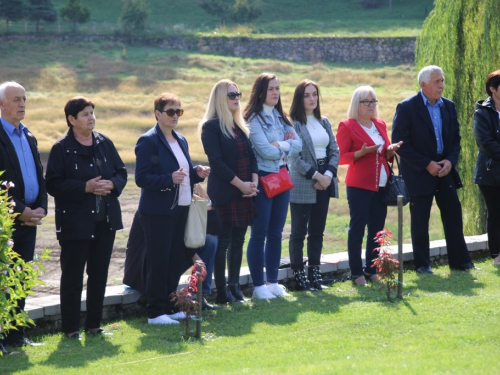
left=227, top=92, right=242, bottom=100
left=359, top=100, right=378, bottom=107
left=160, top=108, right=184, bottom=117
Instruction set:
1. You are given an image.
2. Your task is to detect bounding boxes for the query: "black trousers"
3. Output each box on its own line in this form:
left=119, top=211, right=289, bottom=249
left=409, top=175, right=472, bottom=269
left=346, top=187, right=387, bottom=276
left=213, top=224, right=248, bottom=289
left=3, top=223, right=37, bottom=342
left=59, top=221, right=115, bottom=334
left=478, top=184, right=500, bottom=258
left=141, top=206, right=189, bottom=319
left=289, top=189, right=331, bottom=270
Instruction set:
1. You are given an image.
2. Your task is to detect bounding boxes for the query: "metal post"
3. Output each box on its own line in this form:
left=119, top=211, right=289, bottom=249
left=397, top=195, right=404, bottom=299
left=196, top=277, right=202, bottom=339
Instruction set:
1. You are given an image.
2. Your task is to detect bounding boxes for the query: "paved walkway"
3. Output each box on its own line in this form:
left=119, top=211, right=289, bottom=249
left=25, top=234, right=489, bottom=323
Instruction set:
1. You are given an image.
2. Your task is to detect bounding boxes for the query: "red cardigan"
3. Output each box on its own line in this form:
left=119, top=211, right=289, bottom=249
left=336, top=118, right=392, bottom=192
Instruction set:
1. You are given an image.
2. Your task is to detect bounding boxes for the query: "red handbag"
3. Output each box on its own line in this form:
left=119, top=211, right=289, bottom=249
left=259, top=166, right=294, bottom=198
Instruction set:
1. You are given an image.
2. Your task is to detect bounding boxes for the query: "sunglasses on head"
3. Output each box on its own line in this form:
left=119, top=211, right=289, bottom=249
left=227, top=92, right=242, bottom=100
left=160, top=108, right=184, bottom=117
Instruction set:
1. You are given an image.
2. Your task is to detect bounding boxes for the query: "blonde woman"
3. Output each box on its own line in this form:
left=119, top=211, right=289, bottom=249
left=199, top=79, right=259, bottom=303
left=336, top=86, right=401, bottom=285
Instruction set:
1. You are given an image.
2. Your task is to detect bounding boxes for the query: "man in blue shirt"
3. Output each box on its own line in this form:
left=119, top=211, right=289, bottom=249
left=391, top=66, right=473, bottom=274
left=0, top=81, right=47, bottom=352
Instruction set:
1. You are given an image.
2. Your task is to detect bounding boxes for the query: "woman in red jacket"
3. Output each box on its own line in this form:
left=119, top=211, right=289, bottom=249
left=336, top=86, right=402, bottom=285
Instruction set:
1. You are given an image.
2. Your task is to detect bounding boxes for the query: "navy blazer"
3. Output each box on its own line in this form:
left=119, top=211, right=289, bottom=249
left=391, top=92, right=463, bottom=195
left=0, top=121, right=48, bottom=219
left=200, top=118, right=258, bottom=206
left=135, top=124, right=203, bottom=216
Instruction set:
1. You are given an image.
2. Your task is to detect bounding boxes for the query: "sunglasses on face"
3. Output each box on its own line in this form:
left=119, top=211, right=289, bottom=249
left=160, top=108, right=184, bottom=117
left=227, top=92, right=242, bottom=100
left=359, top=100, right=378, bottom=107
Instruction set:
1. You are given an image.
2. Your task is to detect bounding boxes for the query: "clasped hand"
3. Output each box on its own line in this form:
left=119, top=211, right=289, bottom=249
left=18, top=207, right=46, bottom=226
left=240, top=181, right=259, bottom=197
left=426, top=159, right=452, bottom=177
left=85, top=176, right=115, bottom=195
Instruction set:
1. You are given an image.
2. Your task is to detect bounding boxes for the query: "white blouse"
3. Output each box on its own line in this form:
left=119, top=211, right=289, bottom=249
left=169, top=140, right=191, bottom=206
left=360, top=122, right=388, bottom=187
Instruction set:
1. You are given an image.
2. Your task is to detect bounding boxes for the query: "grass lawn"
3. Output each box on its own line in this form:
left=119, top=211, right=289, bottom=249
left=2, top=0, right=435, bottom=37
left=2, top=258, right=499, bottom=374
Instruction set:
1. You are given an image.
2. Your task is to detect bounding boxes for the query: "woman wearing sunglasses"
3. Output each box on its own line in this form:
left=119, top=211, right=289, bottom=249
left=244, top=73, right=302, bottom=299
left=135, top=93, right=210, bottom=324
left=199, top=79, right=259, bottom=304
left=336, top=86, right=402, bottom=286
left=288, top=80, right=340, bottom=291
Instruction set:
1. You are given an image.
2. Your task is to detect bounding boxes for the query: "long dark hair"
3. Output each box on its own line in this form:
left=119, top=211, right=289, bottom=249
left=289, top=79, right=322, bottom=125
left=243, top=73, right=292, bottom=126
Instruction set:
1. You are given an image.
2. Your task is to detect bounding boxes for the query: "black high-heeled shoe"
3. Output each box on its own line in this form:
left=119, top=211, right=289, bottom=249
left=293, top=269, right=317, bottom=291
left=215, top=286, right=237, bottom=304
left=228, top=284, right=246, bottom=301
left=308, top=266, right=328, bottom=290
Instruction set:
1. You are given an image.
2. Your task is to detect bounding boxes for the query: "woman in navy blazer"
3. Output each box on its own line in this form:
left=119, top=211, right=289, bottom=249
left=337, top=86, right=401, bottom=286
left=135, top=93, right=209, bottom=325
left=199, top=79, right=259, bottom=303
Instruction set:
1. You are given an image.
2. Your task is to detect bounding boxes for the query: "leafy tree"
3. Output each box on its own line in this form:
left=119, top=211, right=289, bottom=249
left=0, top=0, right=26, bottom=33
left=119, top=0, right=150, bottom=34
left=0, top=180, right=49, bottom=352
left=230, top=0, right=262, bottom=24
left=27, top=0, right=57, bottom=33
left=198, top=0, right=261, bottom=26
left=60, top=0, right=91, bottom=31
left=416, top=0, right=500, bottom=235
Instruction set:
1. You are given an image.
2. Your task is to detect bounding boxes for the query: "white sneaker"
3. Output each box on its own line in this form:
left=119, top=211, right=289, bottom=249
left=252, top=285, right=277, bottom=300
left=266, top=283, right=290, bottom=297
left=148, top=314, right=179, bottom=325
left=167, top=311, right=186, bottom=320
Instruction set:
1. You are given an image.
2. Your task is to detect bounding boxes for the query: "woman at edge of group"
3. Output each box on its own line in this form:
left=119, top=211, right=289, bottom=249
left=199, top=79, right=259, bottom=304
left=336, top=85, right=402, bottom=286
left=135, top=93, right=210, bottom=325
left=45, top=97, right=127, bottom=339
left=288, top=79, right=340, bottom=291
left=244, top=73, right=302, bottom=299
left=473, top=70, right=500, bottom=267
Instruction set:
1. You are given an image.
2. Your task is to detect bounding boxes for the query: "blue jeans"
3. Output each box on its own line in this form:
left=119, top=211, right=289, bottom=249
left=247, top=188, right=290, bottom=286
left=182, top=234, right=218, bottom=295
left=346, top=187, right=387, bottom=277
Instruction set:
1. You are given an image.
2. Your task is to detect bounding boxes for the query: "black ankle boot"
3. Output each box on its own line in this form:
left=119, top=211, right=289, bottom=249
left=308, top=266, right=328, bottom=290
left=215, top=286, right=237, bottom=304
left=228, top=284, right=246, bottom=301
left=293, top=269, right=317, bottom=291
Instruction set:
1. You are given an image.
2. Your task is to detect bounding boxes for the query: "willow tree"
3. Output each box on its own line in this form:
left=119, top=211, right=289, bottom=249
left=416, top=0, right=500, bottom=235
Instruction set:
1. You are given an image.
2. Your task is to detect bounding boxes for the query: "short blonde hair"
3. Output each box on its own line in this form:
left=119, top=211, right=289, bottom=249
left=198, top=79, right=249, bottom=139
left=346, top=85, right=379, bottom=120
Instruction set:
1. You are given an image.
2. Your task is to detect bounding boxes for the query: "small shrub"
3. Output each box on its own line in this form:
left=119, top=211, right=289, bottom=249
left=372, top=229, right=400, bottom=301
left=0, top=179, right=49, bottom=353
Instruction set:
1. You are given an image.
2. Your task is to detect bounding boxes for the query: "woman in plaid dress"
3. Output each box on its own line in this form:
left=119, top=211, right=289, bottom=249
left=199, top=79, right=259, bottom=303
left=288, top=80, right=340, bottom=291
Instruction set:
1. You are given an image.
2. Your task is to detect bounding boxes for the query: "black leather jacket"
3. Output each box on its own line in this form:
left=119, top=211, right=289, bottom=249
left=473, top=96, right=500, bottom=186
left=45, top=128, right=127, bottom=240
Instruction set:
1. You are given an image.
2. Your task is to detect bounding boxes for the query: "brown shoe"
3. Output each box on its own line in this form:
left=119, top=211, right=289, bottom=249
left=493, top=255, right=500, bottom=266
left=353, top=275, right=367, bottom=285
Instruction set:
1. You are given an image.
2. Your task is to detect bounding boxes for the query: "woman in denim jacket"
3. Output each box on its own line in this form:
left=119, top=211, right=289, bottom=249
left=243, top=73, right=302, bottom=299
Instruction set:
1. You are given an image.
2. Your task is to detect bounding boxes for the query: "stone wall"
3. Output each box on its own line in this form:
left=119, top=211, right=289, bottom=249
left=2, top=35, right=415, bottom=64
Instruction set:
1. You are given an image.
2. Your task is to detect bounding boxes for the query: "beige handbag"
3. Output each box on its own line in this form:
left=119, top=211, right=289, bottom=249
left=184, top=194, right=208, bottom=249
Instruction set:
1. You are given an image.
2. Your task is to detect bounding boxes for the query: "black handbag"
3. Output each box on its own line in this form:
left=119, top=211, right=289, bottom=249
left=382, top=156, right=409, bottom=206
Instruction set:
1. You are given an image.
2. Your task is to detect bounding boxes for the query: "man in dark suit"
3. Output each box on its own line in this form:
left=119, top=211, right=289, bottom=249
left=0, top=81, right=47, bottom=351
left=391, top=66, right=473, bottom=274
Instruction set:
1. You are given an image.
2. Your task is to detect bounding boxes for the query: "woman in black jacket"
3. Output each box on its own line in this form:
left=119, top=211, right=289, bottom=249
left=199, top=79, right=259, bottom=303
left=473, top=70, right=500, bottom=266
left=45, top=97, right=127, bottom=339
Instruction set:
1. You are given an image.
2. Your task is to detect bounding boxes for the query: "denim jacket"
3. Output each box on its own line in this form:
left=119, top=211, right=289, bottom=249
left=248, top=108, right=302, bottom=173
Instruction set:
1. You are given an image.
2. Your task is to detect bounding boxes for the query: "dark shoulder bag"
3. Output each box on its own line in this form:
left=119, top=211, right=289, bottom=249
left=382, top=156, right=409, bottom=206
